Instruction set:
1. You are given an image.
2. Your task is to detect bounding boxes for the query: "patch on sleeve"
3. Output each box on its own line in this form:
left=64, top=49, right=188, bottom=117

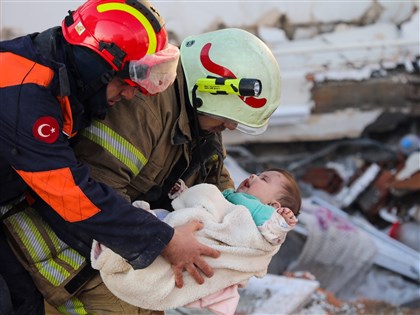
left=32, top=116, right=60, bottom=144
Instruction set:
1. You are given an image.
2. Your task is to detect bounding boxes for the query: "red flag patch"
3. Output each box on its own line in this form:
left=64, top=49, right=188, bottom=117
left=33, top=116, right=60, bottom=144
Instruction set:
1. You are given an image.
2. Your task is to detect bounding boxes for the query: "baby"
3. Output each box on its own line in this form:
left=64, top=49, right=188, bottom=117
left=91, top=168, right=301, bottom=314
left=168, top=168, right=300, bottom=245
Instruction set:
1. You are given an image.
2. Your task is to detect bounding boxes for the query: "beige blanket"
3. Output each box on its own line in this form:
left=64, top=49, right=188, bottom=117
left=91, top=183, right=281, bottom=310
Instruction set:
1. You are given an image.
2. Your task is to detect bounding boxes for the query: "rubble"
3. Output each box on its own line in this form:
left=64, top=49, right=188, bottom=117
left=301, top=288, right=419, bottom=315
left=225, top=113, right=419, bottom=313
left=2, top=1, right=418, bottom=314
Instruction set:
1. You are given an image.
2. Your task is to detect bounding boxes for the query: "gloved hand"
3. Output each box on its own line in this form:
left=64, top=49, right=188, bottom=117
left=168, top=179, right=188, bottom=199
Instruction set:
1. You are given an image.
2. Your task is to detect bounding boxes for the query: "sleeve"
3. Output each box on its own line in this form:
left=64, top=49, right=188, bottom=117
left=5, top=89, right=172, bottom=269
left=73, top=96, right=160, bottom=200
left=258, top=212, right=294, bottom=245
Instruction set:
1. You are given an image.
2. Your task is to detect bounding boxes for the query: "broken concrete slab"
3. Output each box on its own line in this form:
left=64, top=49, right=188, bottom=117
left=236, top=275, right=319, bottom=315
left=222, top=109, right=382, bottom=144
left=167, top=274, right=319, bottom=315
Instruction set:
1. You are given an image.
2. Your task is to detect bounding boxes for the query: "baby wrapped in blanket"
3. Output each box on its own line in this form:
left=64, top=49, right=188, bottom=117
left=91, top=169, right=301, bottom=314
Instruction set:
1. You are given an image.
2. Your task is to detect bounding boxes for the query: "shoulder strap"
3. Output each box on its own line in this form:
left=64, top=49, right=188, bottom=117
left=33, top=27, right=71, bottom=97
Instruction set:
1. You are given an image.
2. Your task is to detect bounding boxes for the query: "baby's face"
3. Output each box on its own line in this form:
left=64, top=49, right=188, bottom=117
left=236, top=171, right=285, bottom=205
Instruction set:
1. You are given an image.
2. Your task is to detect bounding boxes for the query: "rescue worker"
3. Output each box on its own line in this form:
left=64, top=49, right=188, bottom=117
left=0, top=0, right=220, bottom=314
left=43, top=28, right=282, bottom=313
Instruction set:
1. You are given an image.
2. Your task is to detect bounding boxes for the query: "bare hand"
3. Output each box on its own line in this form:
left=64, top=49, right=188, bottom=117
left=161, top=220, right=220, bottom=288
left=278, top=207, right=298, bottom=226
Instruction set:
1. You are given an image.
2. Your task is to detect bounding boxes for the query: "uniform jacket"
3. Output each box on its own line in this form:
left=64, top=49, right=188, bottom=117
left=0, top=28, right=173, bottom=269
left=73, top=63, right=234, bottom=209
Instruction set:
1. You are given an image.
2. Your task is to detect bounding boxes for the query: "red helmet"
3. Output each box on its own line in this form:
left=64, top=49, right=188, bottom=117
left=62, top=0, right=179, bottom=93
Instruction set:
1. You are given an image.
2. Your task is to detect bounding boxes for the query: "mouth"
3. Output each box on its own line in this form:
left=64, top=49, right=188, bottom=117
left=107, top=97, right=121, bottom=107
left=238, top=178, right=250, bottom=191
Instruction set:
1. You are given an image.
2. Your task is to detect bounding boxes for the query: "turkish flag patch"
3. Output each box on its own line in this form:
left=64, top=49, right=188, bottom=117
left=33, top=116, right=60, bottom=144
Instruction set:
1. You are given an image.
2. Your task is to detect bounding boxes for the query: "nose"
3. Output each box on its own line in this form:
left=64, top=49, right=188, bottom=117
left=121, top=86, right=137, bottom=100
left=249, top=174, right=257, bottom=181
left=224, top=122, right=238, bottom=131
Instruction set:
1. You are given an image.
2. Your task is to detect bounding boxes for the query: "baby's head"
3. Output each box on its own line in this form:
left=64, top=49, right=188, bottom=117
left=236, top=168, right=301, bottom=216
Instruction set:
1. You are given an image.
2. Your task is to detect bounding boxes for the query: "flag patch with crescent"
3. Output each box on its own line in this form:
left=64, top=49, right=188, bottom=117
left=33, top=116, right=60, bottom=144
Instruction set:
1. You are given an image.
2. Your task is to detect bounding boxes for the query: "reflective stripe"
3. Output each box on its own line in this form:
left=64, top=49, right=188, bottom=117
left=3, top=206, right=85, bottom=287
left=0, top=204, right=13, bottom=215
left=97, top=3, right=157, bottom=54
left=43, top=219, right=86, bottom=270
left=9, top=211, right=68, bottom=285
left=57, top=297, right=88, bottom=315
left=209, top=154, right=219, bottom=162
left=80, top=120, right=147, bottom=176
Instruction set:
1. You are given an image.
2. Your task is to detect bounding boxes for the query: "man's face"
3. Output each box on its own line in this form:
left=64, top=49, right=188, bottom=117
left=197, top=114, right=238, bottom=133
left=106, top=77, right=137, bottom=106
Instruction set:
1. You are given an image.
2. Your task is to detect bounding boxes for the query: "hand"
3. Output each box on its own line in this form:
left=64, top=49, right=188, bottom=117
left=168, top=179, right=188, bottom=199
left=161, top=220, right=220, bottom=288
left=278, top=207, right=298, bottom=226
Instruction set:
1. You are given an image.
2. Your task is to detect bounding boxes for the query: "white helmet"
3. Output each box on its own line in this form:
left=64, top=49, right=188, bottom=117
left=180, top=28, right=281, bottom=135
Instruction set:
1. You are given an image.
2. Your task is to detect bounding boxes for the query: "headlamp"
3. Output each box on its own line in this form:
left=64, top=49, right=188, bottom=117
left=196, top=77, right=262, bottom=97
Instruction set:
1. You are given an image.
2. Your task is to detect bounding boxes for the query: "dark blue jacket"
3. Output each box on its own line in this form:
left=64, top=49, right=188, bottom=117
left=0, top=28, right=173, bottom=268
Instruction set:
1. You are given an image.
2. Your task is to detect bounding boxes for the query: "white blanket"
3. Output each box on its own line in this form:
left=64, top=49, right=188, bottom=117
left=91, top=183, right=281, bottom=310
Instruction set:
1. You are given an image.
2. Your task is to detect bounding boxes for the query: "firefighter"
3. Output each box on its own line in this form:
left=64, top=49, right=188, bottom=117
left=44, top=28, right=282, bottom=312
left=75, top=27, right=282, bottom=209
left=0, top=0, right=219, bottom=314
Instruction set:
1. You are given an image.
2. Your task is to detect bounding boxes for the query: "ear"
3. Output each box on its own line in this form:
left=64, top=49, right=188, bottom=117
left=268, top=200, right=281, bottom=211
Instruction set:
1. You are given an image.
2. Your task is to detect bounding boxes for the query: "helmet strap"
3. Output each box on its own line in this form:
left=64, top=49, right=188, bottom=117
left=65, top=44, right=116, bottom=118
left=81, top=70, right=115, bottom=101
left=63, top=10, right=75, bottom=27
left=191, top=85, right=207, bottom=180
left=98, top=41, right=126, bottom=70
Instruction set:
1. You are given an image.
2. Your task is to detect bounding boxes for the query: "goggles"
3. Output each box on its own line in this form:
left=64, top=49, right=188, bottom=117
left=120, top=43, right=180, bottom=95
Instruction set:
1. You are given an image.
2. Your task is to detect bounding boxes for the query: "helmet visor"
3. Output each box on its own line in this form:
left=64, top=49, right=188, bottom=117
left=236, top=122, right=268, bottom=135
left=127, top=43, right=180, bottom=94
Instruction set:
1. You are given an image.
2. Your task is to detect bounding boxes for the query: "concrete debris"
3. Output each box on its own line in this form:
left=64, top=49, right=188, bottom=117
left=301, top=167, right=344, bottom=194
left=225, top=113, right=419, bottom=313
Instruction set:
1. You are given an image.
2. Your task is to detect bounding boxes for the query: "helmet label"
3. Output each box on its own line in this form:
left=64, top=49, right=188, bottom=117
left=75, top=22, right=86, bottom=36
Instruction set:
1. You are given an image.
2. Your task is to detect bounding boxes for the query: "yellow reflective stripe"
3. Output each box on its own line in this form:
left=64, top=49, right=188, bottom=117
left=57, top=247, right=85, bottom=271
left=0, top=204, right=13, bottom=215
left=21, top=210, right=72, bottom=282
left=210, top=154, right=219, bottom=162
left=80, top=120, right=148, bottom=176
left=43, top=219, right=85, bottom=270
left=97, top=3, right=157, bottom=54
left=57, top=297, right=88, bottom=315
left=8, top=211, right=70, bottom=286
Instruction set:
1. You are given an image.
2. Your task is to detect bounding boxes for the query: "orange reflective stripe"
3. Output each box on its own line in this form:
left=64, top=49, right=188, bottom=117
left=57, top=96, right=76, bottom=138
left=15, top=168, right=100, bottom=222
left=0, top=52, right=53, bottom=88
